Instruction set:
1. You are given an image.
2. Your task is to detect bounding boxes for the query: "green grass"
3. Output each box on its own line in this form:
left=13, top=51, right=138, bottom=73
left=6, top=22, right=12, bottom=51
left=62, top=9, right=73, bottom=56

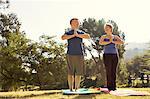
left=0, top=88, right=150, bottom=99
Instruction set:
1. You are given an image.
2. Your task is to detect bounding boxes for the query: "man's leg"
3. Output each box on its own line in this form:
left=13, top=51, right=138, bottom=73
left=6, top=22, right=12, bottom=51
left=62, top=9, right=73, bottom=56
left=75, top=75, right=81, bottom=91
left=74, top=55, right=84, bottom=91
left=68, top=75, right=74, bottom=91
left=66, top=55, right=75, bottom=91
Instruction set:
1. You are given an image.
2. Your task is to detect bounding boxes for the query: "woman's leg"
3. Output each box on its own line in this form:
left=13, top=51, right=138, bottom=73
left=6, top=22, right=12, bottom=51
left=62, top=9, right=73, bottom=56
left=111, top=54, right=119, bottom=90
left=103, top=54, right=112, bottom=90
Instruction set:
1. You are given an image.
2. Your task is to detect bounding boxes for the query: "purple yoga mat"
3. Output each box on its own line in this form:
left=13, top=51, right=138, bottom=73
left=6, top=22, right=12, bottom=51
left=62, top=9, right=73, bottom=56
left=110, top=89, right=150, bottom=96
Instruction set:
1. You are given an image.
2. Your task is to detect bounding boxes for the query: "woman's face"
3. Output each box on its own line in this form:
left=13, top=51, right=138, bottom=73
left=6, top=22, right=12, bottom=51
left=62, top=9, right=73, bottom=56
left=104, top=25, right=112, bottom=34
left=71, top=20, right=79, bottom=29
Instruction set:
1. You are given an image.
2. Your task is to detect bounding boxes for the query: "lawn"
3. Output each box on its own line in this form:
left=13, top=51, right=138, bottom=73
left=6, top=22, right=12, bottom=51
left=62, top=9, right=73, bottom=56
left=0, top=88, right=150, bottom=99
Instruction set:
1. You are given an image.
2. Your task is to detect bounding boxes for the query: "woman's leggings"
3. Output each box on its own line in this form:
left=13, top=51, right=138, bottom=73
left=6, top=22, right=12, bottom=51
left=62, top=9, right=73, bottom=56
left=103, top=54, right=119, bottom=90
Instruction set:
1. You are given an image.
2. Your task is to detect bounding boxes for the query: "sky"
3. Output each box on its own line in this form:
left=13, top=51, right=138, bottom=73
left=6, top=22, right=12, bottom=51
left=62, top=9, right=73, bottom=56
left=3, top=0, right=150, bottom=43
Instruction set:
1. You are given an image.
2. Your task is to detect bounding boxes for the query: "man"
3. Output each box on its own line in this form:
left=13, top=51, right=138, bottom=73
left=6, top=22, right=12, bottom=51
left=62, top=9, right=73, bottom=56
left=61, top=18, right=90, bottom=91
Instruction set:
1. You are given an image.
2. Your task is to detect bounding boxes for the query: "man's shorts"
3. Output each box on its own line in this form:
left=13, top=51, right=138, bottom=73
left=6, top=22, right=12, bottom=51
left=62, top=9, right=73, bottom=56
left=66, top=54, right=85, bottom=76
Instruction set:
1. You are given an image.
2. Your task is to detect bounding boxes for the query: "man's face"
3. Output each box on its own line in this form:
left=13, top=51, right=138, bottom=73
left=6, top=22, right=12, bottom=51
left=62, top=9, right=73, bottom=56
left=71, top=20, right=79, bottom=29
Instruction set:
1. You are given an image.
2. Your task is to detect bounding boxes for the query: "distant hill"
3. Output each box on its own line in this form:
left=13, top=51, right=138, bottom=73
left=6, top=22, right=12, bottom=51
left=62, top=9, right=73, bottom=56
left=124, top=42, right=149, bottom=60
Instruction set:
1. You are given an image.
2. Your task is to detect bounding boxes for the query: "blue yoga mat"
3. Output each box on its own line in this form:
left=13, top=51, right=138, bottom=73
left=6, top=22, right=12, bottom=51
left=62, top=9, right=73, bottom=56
left=62, top=88, right=101, bottom=95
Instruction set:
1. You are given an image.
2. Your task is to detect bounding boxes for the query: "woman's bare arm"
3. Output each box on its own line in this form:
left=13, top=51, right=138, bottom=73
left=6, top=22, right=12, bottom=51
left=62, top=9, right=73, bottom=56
left=112, top=35, right=124, bottom=44
left=99, top=35, right=112, bottom=45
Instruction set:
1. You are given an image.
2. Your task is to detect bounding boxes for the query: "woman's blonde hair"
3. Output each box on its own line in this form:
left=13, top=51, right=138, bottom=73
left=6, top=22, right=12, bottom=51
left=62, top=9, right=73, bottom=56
left=104, top=23, right=114, bottom=32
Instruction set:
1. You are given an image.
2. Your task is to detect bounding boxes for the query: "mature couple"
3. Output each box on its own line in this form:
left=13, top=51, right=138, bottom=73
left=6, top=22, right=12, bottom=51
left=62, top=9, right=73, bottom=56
left=61, top=18, right=124, bottom=92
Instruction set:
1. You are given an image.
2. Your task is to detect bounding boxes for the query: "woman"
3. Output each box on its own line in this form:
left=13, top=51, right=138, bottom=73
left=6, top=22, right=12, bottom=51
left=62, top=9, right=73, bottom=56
left=99, top=23, right=124, bottom=91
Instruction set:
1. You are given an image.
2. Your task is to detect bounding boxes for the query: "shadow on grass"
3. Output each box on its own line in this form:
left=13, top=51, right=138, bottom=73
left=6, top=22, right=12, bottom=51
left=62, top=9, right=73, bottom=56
left=72, top=94, right=96, bottom=99
left=62, top=94, right=97, bottom=99
left=0, top=91, right=62, bottom=98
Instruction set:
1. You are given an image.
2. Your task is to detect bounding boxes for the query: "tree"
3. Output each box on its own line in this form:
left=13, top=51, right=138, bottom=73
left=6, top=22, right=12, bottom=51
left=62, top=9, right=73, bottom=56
left=0, top=0, right=9, bottom=9
left=126, top=54, right=150, bottom=78
left=0, top=1, right=68, bottom=90
left=0, top=32, right=30, bottom=91
left=116, top=58, right=129, bottom=86
left=22, top=35, right=67, bottom=90
left=0, top=2, right=29, bottom=91
left=0, top=13, right=21, bottom=39
left=0, top=33, right=68, bottom=91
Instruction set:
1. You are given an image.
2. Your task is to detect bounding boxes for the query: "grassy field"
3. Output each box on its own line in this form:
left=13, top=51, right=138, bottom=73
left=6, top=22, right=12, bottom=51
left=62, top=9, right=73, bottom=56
left=0, top=88, right=150, bottom=99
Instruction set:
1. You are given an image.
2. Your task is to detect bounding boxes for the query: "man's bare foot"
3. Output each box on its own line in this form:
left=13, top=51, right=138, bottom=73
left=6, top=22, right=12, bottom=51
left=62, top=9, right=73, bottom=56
left=70, top=89, right=73, bottom=91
